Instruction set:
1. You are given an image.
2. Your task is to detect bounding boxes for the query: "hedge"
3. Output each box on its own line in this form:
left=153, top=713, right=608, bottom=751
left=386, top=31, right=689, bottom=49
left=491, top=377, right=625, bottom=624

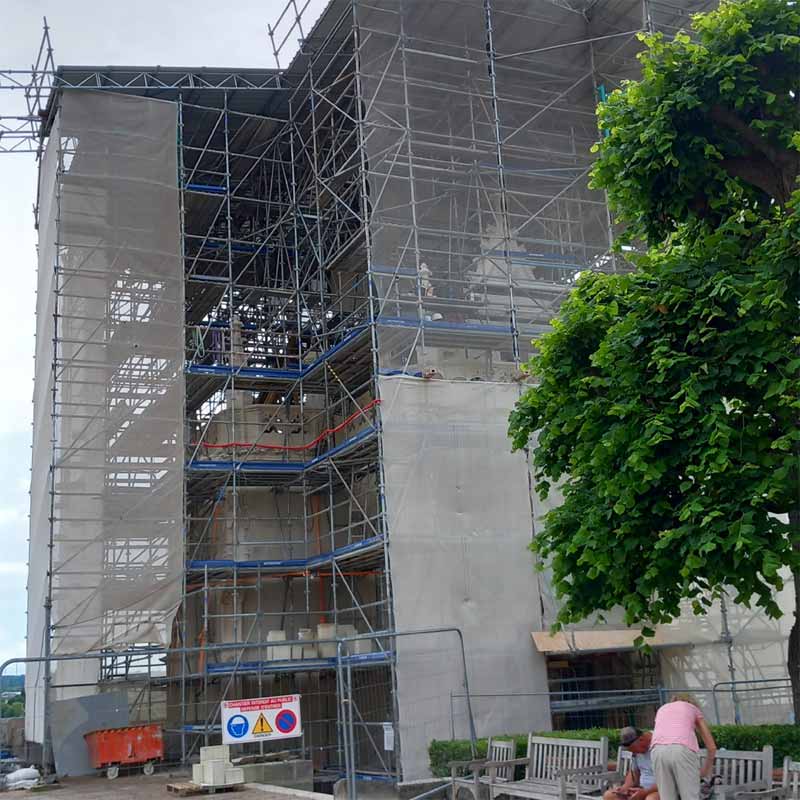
left=430, top=726, right=800, bottom=778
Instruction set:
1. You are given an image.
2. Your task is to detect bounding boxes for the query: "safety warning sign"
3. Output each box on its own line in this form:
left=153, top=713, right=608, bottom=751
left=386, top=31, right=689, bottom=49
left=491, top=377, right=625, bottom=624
left=221, top=694, right=302, bottom=745
left=253, top=713, right=272, bottom=734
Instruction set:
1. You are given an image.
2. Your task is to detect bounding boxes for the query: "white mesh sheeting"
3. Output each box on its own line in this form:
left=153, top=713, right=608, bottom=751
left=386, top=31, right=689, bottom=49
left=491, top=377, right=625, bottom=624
left=378, top=376, right=550, bottom=779
left=26, top=91, right=184, bottom=742
left=26, top=111, right=62, bottom=744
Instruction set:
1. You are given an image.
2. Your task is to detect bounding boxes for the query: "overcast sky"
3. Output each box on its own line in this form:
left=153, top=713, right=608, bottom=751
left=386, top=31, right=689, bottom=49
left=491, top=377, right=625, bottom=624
left=0, top=0, right=329, bottom=672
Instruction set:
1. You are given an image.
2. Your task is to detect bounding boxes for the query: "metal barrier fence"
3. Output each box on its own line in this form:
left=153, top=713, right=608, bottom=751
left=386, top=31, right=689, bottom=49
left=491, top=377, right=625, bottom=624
left=337, top=628, right=477, bottom=800
left=4, top=639, right=358, bottom=773
left=2, top=640, right=792, bottom=794
left=449, top=681, right=794, bottom=740
left=711, top=679, right=794, bottom=726
left=0, top=626, right=477, bottom=796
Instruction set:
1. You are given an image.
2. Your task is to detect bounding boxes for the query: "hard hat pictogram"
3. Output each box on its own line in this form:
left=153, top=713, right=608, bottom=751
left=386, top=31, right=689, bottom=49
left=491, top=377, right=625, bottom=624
left=227, top=714, right=249, bottom=739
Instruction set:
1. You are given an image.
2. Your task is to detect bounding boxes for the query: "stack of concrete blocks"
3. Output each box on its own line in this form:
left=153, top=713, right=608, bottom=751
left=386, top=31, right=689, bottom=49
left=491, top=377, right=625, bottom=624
left=266, top=630, right=291, bottom=660
left=317, top=623, right=376, bottom=656
left=290, top=628, right=317, bottom=660
left=192, top=745, right=245, bottom=787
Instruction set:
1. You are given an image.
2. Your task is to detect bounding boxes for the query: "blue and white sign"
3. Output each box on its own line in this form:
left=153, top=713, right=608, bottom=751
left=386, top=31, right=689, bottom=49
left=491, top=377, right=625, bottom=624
left=221, top=694, right=302, bottom=745
left=226, top=714, right=249, bottom=739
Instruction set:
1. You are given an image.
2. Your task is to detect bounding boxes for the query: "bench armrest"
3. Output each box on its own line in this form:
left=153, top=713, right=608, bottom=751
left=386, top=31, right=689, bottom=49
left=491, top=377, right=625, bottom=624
left=716, top=782, right=772, bottom=800
left=563, top=766, right=621, bottom=798
left=450, top=758, right=489, bottom=779
left=486, top=757, right=530, bottom=784
left=449, top=759, right=488, bottom=769
left=733, top=790, right=789, bottom=800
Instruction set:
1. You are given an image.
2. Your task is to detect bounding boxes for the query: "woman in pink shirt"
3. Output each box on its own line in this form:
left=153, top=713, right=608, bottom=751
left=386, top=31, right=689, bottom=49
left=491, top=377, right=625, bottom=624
left=651, top=695, right=717, bottom=800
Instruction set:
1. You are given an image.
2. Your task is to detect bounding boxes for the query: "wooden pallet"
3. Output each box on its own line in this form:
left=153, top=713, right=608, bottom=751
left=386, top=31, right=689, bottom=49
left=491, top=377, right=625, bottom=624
left=166, top=782, right=245, bottom=797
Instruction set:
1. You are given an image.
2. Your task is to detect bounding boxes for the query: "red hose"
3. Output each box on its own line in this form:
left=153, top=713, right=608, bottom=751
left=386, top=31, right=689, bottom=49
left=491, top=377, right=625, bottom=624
left=192, top=398, right=381, bottom=452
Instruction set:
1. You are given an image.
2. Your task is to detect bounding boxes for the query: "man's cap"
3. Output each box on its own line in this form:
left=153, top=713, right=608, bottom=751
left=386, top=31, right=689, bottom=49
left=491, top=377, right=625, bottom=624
left=620, top=726, right=641, bottom=746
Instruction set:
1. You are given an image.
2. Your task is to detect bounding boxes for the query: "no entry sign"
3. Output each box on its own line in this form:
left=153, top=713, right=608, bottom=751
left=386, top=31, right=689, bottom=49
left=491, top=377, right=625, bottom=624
left=221, top=694, right=302, bottom=745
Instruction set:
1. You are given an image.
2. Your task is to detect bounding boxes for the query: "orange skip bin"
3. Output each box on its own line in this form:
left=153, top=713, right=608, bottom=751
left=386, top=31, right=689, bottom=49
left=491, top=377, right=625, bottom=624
left=84, top=724, right=164, bottom=779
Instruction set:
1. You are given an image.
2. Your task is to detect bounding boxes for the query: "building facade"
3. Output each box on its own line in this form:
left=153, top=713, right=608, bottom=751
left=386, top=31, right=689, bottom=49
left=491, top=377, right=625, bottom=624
left=24, top=0, right=792, bottom=784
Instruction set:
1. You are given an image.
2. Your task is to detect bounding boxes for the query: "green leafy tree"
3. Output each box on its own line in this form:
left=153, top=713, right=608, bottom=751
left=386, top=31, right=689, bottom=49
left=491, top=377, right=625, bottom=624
left=0, top=701, right=23, bottom=719
left=509, top=0, right=800, bottom=712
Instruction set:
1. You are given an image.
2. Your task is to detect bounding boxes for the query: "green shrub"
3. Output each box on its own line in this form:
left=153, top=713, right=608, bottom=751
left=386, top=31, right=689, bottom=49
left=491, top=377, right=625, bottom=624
left=712, top=725, right=800, bottom=765
left=430, top=725, right=800, bottom=778
left=430, top=730, right=618, bottom=778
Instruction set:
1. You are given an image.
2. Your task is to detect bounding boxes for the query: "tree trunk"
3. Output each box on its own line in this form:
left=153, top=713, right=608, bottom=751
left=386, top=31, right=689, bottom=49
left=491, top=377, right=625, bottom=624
left=790, top=506, right=800, bottom=724
left=789, top=610, right=800, bottom=724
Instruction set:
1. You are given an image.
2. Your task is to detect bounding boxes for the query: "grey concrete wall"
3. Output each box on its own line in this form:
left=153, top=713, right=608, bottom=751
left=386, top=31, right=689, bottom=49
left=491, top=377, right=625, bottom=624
left=240, top=759, right=314, bottom=790
left=379, top=377, right=550, bottom=780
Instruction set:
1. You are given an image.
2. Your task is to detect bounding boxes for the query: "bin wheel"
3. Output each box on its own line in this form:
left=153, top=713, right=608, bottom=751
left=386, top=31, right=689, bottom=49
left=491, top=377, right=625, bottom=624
left=143, top=762, right=155, bottom=776
left=107, top=765, right=119, bottom=780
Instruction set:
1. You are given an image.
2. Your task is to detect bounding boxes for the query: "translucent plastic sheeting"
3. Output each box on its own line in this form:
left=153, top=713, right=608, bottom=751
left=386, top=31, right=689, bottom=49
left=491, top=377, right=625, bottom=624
left=26, top=109, right=61, bottom=745
left=356, top=0, right=518, bottom=376
left=378, top=376, right=550, bottom=780
left=26, top=91, right=184, bottom=742
left=355, top=0, right=715, bottom=378
left=659, top=580, right=794, bottom=724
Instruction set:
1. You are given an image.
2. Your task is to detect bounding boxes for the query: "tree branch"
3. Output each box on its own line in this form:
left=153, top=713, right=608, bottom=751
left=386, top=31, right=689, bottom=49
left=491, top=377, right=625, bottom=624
left=710, top=105, right=786, bottom=164
left=710, top=105, right=800, bottom=204
left=720, top=155, right=788, bottom=202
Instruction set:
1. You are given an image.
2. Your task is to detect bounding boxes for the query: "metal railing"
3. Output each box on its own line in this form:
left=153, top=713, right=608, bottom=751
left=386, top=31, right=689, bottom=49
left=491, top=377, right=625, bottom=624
left=337, top=627, right=477, bottom=800
left=449, top=680, right=794, bottom=740
left=2, top=625, right=478, bottom=795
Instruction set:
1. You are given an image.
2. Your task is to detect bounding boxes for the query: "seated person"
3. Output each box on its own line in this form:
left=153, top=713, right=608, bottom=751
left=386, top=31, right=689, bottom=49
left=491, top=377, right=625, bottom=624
left=603, top=727, right=659, bottom=800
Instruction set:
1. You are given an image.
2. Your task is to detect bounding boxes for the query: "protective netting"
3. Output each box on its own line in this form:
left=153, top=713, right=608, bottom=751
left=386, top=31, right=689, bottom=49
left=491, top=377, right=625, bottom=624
left=378, top=376, right=550, bottom=780
left=26, top=91, right=184, bottom=742
left=354, top=0, right=655, bottom=378
left=26, top=108, right=61, bottom=745
left=357, top=0, right=515, bottom=377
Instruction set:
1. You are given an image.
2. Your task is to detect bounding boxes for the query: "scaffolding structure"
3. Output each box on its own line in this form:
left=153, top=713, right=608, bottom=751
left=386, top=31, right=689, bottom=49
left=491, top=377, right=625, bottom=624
left=6, top=0, right=753, bottom=784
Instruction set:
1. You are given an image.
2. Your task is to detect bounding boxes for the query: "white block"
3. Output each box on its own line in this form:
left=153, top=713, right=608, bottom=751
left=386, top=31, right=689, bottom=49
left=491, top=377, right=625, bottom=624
left=202, top=760, right=228, bottom=786
left=224, top=767, right=245, bottom=785
left=291, top=629, right=309, bottom=659
left=317, top=623, right=337, bottom=657
left=200, top=744, right=230, bottom=763
left=298, top=628, right=317, bottom=659
left=192, top=764, right=203, bottom=785
left=267, top=630, right=291, bottom=661
left=352, top=637, right=376, bottom=654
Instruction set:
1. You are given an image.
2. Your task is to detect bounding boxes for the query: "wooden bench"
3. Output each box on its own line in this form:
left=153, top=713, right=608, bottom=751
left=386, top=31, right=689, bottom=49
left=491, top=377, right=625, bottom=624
left=487, top=735, right=609, bottom=800
left=735, top=756, right=797, bottom=800
left=570, top=746, right=773, bottom=800
left=450, top=738, right=517, bottom=800
left=708, top=747, right=774, bottom=799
